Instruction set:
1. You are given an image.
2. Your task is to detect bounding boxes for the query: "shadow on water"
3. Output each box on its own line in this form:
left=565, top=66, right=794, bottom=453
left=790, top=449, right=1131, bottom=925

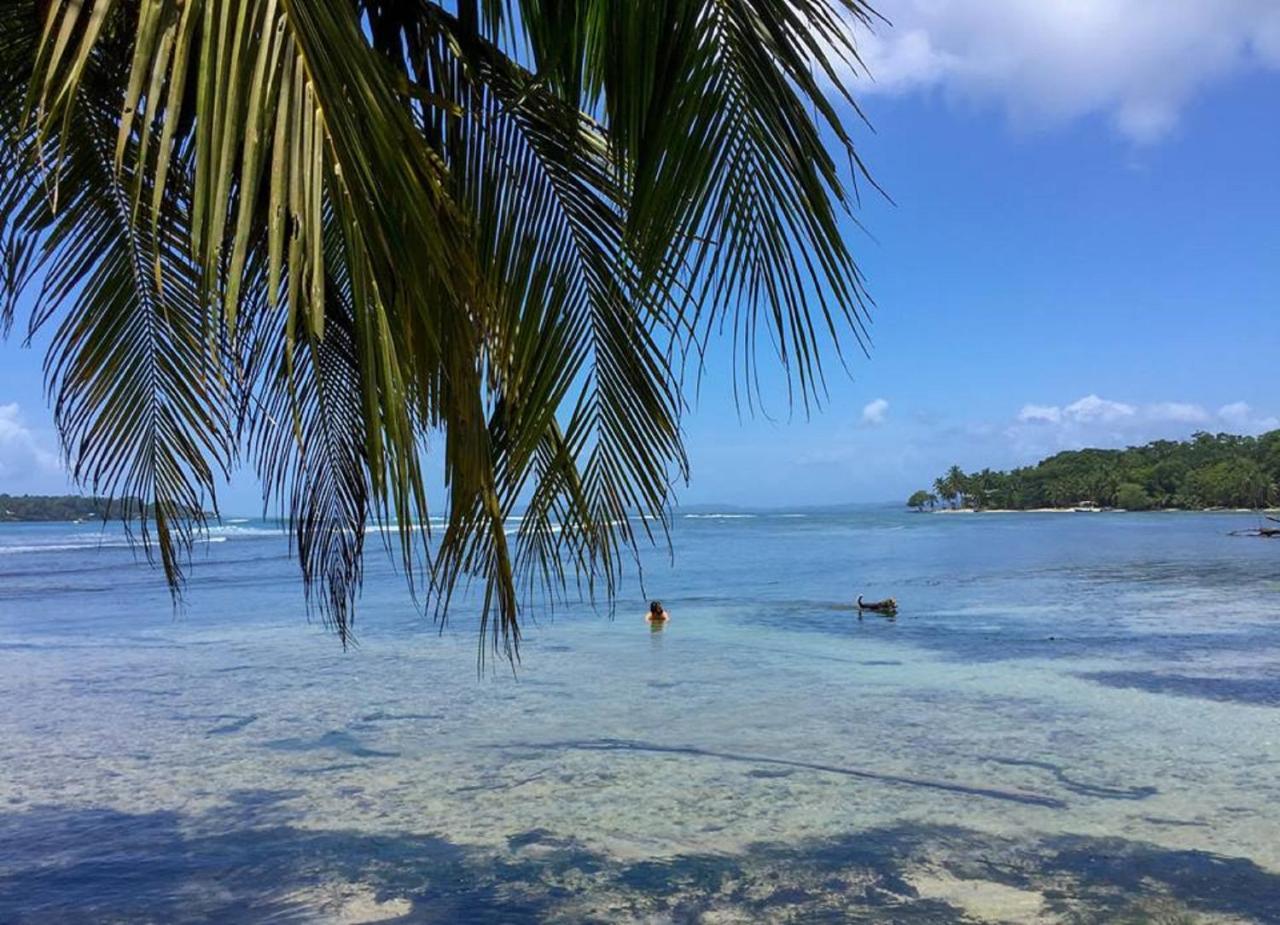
left=207, top=714, right=259, bottom=735
left=1080, top=671, right=1280, bottom=708
left=3, top=801, right=1279, bottom=924
left=495, top=738, right=1072, bottom=808
left=980, top=757, right=1158, bottom=801
left=261, top=730, right=401, bottom=759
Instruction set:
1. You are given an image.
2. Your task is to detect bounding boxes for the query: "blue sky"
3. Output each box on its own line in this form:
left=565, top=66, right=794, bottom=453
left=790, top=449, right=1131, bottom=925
left=3, top=1, right=1279, bottom=511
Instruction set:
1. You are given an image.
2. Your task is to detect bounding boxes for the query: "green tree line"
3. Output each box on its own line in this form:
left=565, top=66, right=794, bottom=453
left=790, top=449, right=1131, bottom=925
left=0, top=495, right=202, bottom=523
left=908, top=431, right=1280, bottom=511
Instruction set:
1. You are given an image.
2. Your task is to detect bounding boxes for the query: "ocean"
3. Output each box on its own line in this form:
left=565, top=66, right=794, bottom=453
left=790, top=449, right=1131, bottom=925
left=1, top=508, right=1277, bottom=923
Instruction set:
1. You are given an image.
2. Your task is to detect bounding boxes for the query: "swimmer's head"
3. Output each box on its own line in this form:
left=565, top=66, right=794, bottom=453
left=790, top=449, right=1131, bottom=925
left=649, top=600, right=663, bottom=616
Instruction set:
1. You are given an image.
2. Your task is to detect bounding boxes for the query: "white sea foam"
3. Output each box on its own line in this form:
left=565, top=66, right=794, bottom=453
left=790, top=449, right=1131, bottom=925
left=0, top=524, right=264, bottom=555
left=0, top=534, right=236, bottom=555
left=504, top=523, right=563, bottom=535
left=362, top=519, right=450, bottom=535
left=0, top=541, right=131, bottom=555
left=207, top=524, right=279, bottom=538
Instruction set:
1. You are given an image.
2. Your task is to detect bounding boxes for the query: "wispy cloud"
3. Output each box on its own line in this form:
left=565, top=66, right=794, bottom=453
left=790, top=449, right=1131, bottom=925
left=847, top=0, right=1280, bottom=142
left=861, top=397, right=889, bottom=425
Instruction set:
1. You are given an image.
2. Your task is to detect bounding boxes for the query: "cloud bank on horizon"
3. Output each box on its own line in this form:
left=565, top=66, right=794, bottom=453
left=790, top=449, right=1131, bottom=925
left=0, top=403, right=63, bottom=493
left=849, top=0, right=1280, bottom=142
left=1000, top=394, right=1280, bottom=468
left=1015, top=394, right=1278, bottom=435
left=790, top=393, right=1279, bottom=500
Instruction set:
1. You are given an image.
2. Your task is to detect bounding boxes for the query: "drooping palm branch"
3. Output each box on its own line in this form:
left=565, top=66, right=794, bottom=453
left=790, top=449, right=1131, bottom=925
left=1, top=0, right=879, bottom=661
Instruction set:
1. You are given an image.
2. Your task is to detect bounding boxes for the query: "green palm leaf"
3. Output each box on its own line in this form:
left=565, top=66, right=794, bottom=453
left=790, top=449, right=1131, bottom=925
left=3, top=0, right=880, bottom=663
left=239, top=210, right=371, bottom=646
left=5, top=17, right=231, bottom=587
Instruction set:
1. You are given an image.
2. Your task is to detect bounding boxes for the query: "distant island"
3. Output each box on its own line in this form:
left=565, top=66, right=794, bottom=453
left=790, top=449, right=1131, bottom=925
left=908, top=430, right=1280, bottom=512
left=0, top=494, right=203, bottom=523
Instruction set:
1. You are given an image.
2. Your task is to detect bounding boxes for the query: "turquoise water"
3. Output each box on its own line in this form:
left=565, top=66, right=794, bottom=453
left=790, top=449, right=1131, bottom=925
left=1, top=509, right=1278, bottom=922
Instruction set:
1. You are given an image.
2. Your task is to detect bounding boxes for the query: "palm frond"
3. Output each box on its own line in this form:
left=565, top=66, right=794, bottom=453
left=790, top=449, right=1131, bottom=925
left=6, top=0, right=881, bottom=663
left=7, top=13, right=231, bottom=587
left=0, top=0, right=41, bottom=336
left=418, top=9, right=688, bottom=649
left=520, top=0, right=878, bottom=411
left=240, top=214, right=370, bottom=647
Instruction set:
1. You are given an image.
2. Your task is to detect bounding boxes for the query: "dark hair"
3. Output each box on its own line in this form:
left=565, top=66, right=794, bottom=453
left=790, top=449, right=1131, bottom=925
left=649, top=600, right=663, bottom=614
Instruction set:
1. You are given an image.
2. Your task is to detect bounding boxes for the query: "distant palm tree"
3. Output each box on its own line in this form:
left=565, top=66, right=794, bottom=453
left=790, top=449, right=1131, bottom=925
left=1, top=0, right=879, bottom=659
left=934, top=465, right=967, bottom=509
left=933, top=476, right=953, bottom=509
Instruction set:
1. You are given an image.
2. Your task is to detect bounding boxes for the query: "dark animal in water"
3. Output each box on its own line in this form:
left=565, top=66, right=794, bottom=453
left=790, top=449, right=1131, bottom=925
left=857, top=595, right=898, bottom=616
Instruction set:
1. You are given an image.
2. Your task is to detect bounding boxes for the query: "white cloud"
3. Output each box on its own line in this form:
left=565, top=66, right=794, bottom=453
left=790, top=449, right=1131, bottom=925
left=1217, top=401, right=1280, bottom=434
left=1017, top=403, right=1060, bottom=424
left=1147, top=402, right=1210, bottom=424
left=1218, top=401, right=1253, bottom=425
left=1017, top=394, right=1138, bottom=428
left=849, top=0, right=1280, bottom=142
left=1001, top=394, right=1278, bottom=463
left=1020, top=395, right=1264, bottom=433
left=0, top=403, right=62, bottom=484
left=1063, top=394, right=1136, bottom=423
left=861, top=397, right=889, bottom=425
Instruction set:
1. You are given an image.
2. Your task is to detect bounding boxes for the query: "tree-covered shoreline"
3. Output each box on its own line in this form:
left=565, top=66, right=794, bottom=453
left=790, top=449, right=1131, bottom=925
left=909, top=431, right=1280, bottom=512
left=0, top=495, right=202, bottom=523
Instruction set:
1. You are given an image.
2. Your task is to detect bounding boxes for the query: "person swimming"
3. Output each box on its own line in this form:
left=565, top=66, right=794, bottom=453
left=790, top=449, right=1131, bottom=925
left=646, top=600, right=670, bottom=623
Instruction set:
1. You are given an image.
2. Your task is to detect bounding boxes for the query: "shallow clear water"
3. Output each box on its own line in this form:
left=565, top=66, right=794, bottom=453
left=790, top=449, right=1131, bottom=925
left=1, top=509, right=1278, bottom=923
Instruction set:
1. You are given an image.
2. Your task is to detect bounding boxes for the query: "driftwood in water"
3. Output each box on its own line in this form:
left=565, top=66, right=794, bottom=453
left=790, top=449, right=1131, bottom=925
left=857, top=595, right=898, bottom=616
